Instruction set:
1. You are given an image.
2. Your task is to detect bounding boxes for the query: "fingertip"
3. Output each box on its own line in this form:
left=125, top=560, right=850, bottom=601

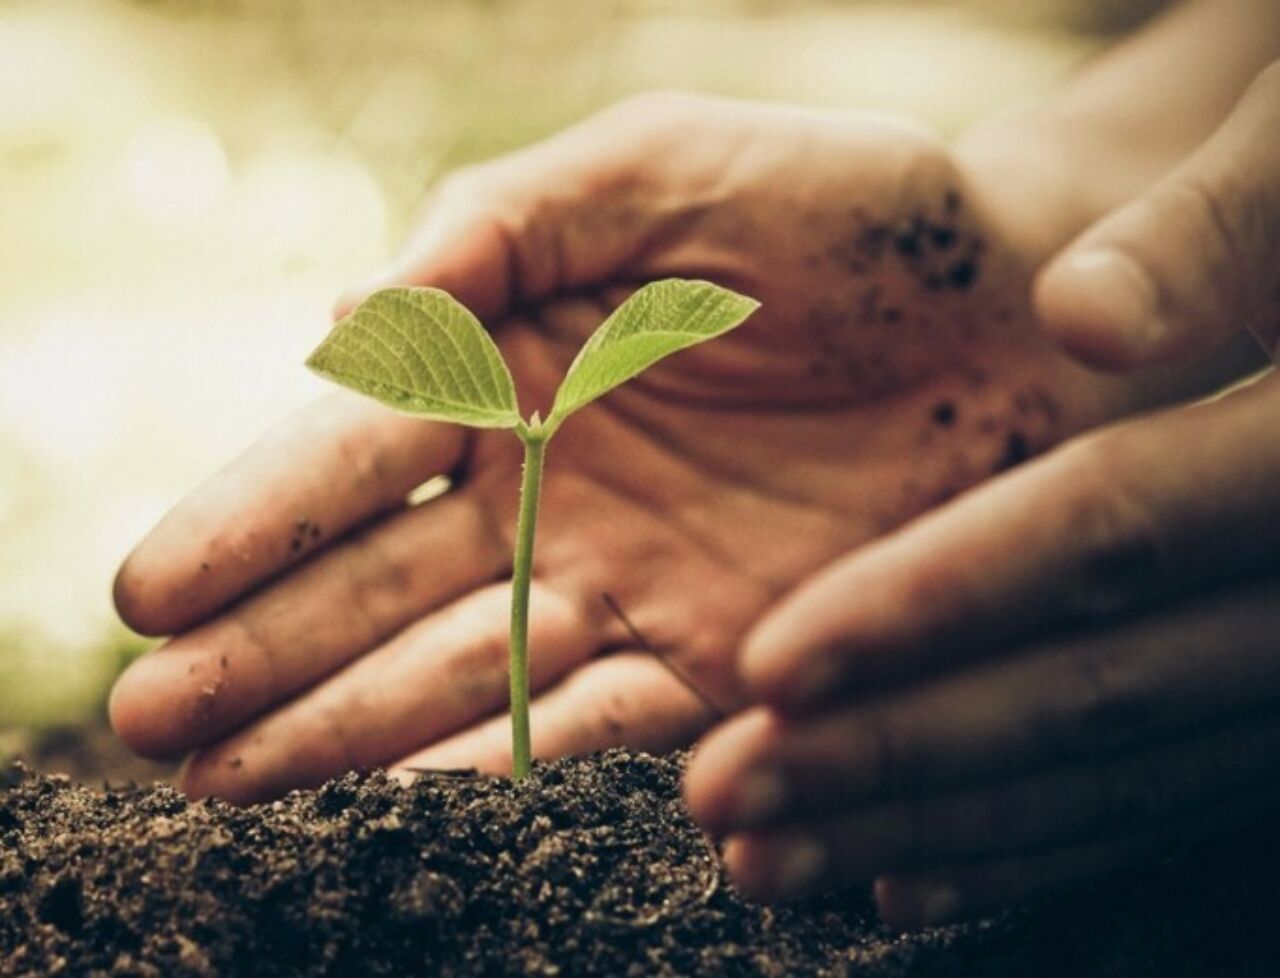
left=180, top=744, right=275, bottom=806
left=739, top=615, right=846, bottom=715
left=683, top=709, right=778, bottom=832
left=106, top=668, right=135, bottom=749
left=737, top=613, right=818, bottom=710
left=112, top=554, right=173, bottom=638
left=387, top=767, right=418, bottom=788
left=874, top=876, right=960, bottom=930
left=108, top=656, right=177, bottom=760
left=1034, top=247, right=1163, bottom=371
left=113, top=534, right=213, bottom=637
left=872, top=877, right=917, bottom=929
left=177, top=750, right=226, bottom=803
left=109, top=638, right=248, bottom=761
left=723, top=833, right=828, bottom=902
left=722, top=835, right=774, bottom=900
left=737, top=618, right=786, bottom=699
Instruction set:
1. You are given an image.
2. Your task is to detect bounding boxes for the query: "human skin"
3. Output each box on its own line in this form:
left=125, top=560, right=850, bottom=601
left=109, top=0, right=1278, bottom=925
left=685, top=19, right=1280, bottom=928
left=110, top=94, right=1153, bottom=802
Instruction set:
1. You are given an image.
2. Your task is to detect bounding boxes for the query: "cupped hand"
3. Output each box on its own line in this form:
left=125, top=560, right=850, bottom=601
left=685, top=65, right=1280, bottom=928
left=110, top=94, right=1127, bottom=803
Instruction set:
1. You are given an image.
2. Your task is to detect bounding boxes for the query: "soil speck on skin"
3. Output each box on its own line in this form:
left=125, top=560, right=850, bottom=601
left=4, top=750, right=1280, bottom=977
left=947, top=259, right=978, bottom=290
left=838, top=189, right=984, bottom=295
left=931, top=402, right=957, bottom=427
left=930, top=226, right=957, bottom=250
left=290, top=518, right=322, bottom=555
left=996, top=430, right=1032, bottom=471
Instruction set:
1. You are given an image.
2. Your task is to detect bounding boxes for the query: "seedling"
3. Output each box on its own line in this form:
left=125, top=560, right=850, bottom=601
left=306, top=279, right=759, bottom=779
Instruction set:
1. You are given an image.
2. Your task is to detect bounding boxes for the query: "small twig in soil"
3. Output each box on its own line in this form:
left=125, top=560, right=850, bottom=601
left=600, top=592, right=727, bottom=719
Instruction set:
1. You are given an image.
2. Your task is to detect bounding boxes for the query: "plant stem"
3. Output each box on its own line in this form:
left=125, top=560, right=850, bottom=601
left=509, top=425, right=547, bottom=780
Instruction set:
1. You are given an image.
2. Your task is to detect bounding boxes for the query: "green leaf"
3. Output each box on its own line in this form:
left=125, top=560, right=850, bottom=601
left=548, top=279, right=759, bottom=426
left=306, top=287, right=520, bottom=429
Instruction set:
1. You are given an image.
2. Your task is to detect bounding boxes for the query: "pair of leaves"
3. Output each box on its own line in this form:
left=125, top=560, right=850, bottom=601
left=306, top=279, right=760, bottom=435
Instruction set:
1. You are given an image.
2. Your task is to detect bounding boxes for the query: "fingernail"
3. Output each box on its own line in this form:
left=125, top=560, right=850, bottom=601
left=917, top=884, right=960, bottom=926
left=734, top=770, right=788, bottom=826
left=772, top=838, right=827, bottom=897
left=1058, top=248, right=1161, bottom=350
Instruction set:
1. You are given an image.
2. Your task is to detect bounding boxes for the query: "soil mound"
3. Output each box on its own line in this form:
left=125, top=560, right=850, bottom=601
left=1, top=751, right=1276, bottom=977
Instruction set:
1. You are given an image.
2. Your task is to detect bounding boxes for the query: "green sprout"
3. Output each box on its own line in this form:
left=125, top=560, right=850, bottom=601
left=306, top=279, right=759, bottom=779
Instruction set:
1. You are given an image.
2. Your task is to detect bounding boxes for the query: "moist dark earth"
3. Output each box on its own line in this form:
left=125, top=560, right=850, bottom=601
left=1, top=750, right=1277, bottom=978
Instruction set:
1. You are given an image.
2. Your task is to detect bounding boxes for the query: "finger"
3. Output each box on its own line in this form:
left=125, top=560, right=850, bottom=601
left=741, top=371, right=1280, bottom=712
left=109, top=487, right=510, bottom=758
left=1035, top=62, right=1280, bottom=369
left=695, top=715, right=1280, bottom=888
left=178, top=581, right=595, bottom=803
left=873, top=786, right=1280, bottom=928
left=390, top=653, right=713, bottom=777
left=696, top=573, right=1280, bottom=821
left=114, top=392, right=469, bottom=636
left=335, top=94, right=715, bottom=319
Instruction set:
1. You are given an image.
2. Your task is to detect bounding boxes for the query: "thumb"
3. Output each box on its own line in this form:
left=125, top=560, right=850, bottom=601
left=1034, top=61, right=1280, bottom=369
left=333, top=96, right=690, bottom=321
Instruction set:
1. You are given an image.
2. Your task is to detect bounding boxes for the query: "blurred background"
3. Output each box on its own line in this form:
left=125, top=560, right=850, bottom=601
left=0, top=0, right=1162, bottom=771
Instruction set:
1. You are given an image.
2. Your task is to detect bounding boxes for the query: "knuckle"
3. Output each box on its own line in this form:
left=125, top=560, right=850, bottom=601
left=556, top=667, right=633, bottom=747
left=317, top=697, right=360, bottom=770
left=344, top=528, right=415, bottom=641
left=1051, top=437, right=1167, bottom=619
left=445, top=629, right=508, bottom=702
left=592, top=688, right=632, bottom=743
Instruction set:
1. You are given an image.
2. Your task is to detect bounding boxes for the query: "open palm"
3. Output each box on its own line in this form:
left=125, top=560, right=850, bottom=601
left=111, top=95, right=1130, bottom=802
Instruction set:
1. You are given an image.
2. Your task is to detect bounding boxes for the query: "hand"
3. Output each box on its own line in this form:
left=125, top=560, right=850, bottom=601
left=111, top=94, right=1128, bottom=803
left=684, top=64, right=1280, bottom=928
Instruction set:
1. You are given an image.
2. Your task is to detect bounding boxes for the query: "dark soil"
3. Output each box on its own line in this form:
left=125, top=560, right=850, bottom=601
left=2, top=750, right=1278, bottom=978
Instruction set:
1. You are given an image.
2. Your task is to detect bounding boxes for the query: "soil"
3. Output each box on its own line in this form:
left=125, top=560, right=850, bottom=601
left=2, top=749, right=1278, bottom=978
